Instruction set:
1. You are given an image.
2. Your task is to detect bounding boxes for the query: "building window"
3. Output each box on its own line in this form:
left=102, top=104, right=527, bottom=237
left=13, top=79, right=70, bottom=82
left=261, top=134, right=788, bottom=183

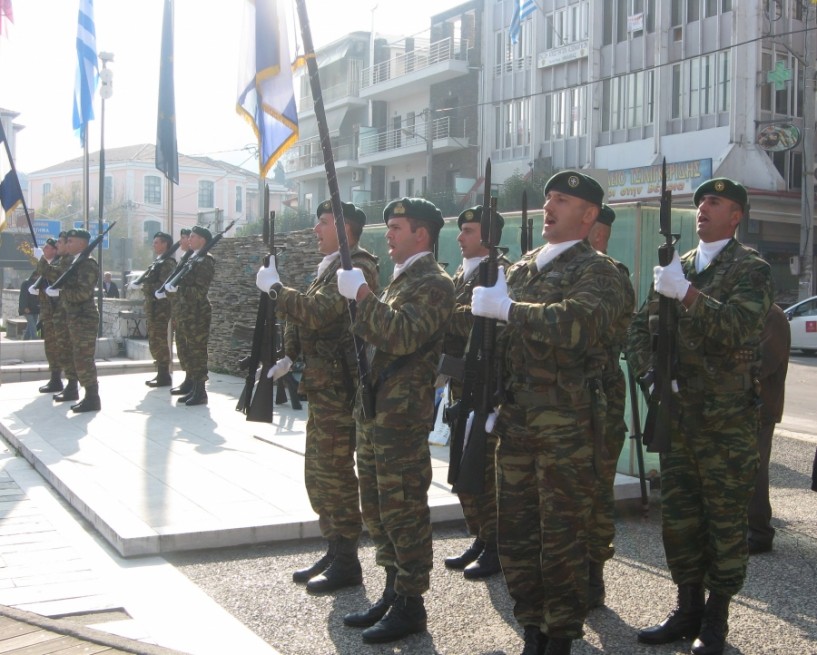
left=42, top=182, right=51, bottom=198
left=198, top=180, right=214, bottom=208
left=605, top=0, right=654, bottom=44
left=104, top=176, right=113, bottom=205
left=602, top=72, right=653, bottom=131
left=406, top=178, right=415, bottom=196
left=235, top=186, right=243, bottom=213
left=671, top=52, right=730, bottom=119
left=495, top=98, right=532, bottom=149
left=144, top=175, right=162, bottom=205
left=389, top=180, right=400, bottom=198
left=671, top=0, right=731, bottom=23
left=545, top=88, right=587, bottom=140
left=547, top=2, right=589, bottom=50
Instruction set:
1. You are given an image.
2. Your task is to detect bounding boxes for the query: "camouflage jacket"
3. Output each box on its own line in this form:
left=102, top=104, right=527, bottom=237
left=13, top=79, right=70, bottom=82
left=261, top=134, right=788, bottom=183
left=143, top=257, right=177, bottom=298
left=627, top=238, right=773, bottom=399
left=280, top=245, right=379, bottom=393
left=176, top=253, right=215, bottom=313
left=353, top=252, right=455, bottom=427
left=601, top=259, right=635, bottom=385
left=497, top=240, right=628, bottom=408
left=59, top=257, right=99, bottom=319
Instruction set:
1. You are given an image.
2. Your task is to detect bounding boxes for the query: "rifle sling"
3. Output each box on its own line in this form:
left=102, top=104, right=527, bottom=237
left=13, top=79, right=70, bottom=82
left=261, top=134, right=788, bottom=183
left=372, top=328, right=444, bottom=397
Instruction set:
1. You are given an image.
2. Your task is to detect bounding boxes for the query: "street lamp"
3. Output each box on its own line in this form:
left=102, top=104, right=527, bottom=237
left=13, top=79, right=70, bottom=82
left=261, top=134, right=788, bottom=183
left=97, top=51, right=114, bottom=335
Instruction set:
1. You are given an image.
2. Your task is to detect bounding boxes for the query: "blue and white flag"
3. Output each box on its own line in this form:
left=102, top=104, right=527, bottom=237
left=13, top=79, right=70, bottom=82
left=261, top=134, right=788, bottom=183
left=156, top=0, right=179, bottom=184
left=237, top=0, right=299, bottom=178
left=510, top=0, right=536, bottom=45
left=72, top=0, right=98, bottom=144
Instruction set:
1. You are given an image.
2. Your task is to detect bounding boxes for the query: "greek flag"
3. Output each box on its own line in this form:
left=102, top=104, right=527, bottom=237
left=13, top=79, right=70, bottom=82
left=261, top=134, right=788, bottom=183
left=510, top=0, right=536, bottom=45
left=237, top=0, right=299, bottom=178
left=72, top=0, right=98, bottom=143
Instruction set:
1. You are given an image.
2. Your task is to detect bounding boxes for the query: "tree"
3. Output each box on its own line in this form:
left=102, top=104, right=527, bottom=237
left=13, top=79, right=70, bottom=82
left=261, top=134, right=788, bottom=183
left=497, top=168, right=553, bottom=212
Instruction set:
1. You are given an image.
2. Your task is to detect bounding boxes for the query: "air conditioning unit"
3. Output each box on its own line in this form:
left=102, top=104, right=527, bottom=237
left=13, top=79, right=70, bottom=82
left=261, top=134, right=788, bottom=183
left=352, top=170, right=363, bottom=182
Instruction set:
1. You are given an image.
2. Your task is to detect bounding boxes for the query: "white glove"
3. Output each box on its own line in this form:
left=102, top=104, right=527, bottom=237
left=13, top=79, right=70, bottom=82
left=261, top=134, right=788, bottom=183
left=472, top=267, right=513, bottom=321
left=33, top=247, right=44, bottom=259
left=266, top=355, right=293, bottom=381
left=337, top=267, right=367, bottom=300
left=28, top=283, right=39, bottom=295
left=154, top=290, right=167, bottom=300
left=654, top=251, right=690, bottom=301
left=45, top=286, right=60, bottom=298
left=165, top=283, right=178, bottom=294
left=255, top=257, right=281, bottom=293
left=128, top=281, right=142, bottom=291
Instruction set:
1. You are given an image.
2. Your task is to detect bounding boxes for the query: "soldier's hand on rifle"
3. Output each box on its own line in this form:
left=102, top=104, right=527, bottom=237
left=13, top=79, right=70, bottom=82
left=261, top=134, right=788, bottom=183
left=32, top=247, right=44, bottom=260
left=28, top=283, right=39, bottom=296
left=255, top=257, right=280, bottom=293
left=45, top=286, right=60, bottom=298
left=472, top=267, right=512, bottom=321
left=154, top=290, right=167, bottom=300
left=165, top=283, right=178, bottom=294
left=337, top=267, right=367, bottom=300
left=654, top=251, right=690, bottom=301
left=266, top=355, right=293, bottom=381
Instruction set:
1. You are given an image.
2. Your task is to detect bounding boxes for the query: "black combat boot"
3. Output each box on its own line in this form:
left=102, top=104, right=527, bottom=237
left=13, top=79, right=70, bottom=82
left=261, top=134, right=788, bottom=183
left=184, top=380, right=208, bottom=406
left=53, top=379, right=79, bottom=402
left=361, top=594, right=427, bottom=644
left=146, top=365, right=172, bottom=388
left=71, top=383, right=101, bottom=413
left=306, top=537, right=362, bottom=593
left=520, top=625, right=548, bottom=655
left=543, top=637, right=572, bottom=654
left=293, top=542, right=335, bottom=583
left=444, top=538, right=484, bottom=569
left=463, top=541, right=501, bottom=579
left=343, top=566, right=397, bottom=628
left=39, top=370, right=63, bottom=393
left=637, top=583, right=705, bottom=644
left=170, top=373, right=192, bottom=395
left=691, top=592, right=731, bottom=655
left=588, top=560, right=606, bottom=609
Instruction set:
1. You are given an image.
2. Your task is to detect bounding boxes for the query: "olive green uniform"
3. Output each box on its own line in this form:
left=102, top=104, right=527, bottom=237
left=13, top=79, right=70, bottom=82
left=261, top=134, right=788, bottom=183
left=352, top=253, right=454, bottom=596
left=35, top=256, right=61, bottom=375
left=142, top=257, right=176, bottom=368
left=174, top=253, right=214, bottom=381
left=49, top=254, right=77, bottom=382
left=278, top=245, right=379, bottom=542
left=60, top=257, right=100, bottom=387
left=169, top=250, right=193, bottom=373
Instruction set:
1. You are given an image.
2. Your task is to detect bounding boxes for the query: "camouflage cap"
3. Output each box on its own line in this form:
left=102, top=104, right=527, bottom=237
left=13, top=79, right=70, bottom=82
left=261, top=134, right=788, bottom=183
left=693, top=177, right=748, bottom=211
left=191, top=225, right=212, bottom=240
left=66, top=228, right=91, bottom=241
left=383, top=197, right=443, bottom=228
left=597, top=204, right=616, bottom=227
left=316, top=199, right=367, bottom=226
left=544, top=170, right=604, bottom=206
left=457, top=205, right=505, bottom=234
left=180, top=228, right=192, bottom=236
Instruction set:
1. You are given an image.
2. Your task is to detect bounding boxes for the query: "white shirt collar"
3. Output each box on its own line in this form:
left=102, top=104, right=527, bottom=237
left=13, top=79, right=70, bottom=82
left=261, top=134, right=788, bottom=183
left=393, top=251, right=432, bottom=280
left=695, top=238, right=730, bottom=273
left=461, top=256, right=483, bottom=281
left=535, top=240, right=581, bottom=271
left=317, top=251, right=340, bottom=279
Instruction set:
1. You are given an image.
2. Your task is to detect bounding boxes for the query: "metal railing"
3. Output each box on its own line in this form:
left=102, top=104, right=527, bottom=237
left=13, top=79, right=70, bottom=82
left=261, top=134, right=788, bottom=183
left=361, top=37, right=468, bottom=89
left=299, top=77, right=360, bottom=111
left=359, top=116, right=451, bottom=157
left=285, top=135, right=357, bottom=174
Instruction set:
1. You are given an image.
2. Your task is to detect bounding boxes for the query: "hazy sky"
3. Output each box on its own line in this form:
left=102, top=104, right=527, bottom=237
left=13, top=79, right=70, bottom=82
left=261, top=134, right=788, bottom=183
left=0, top=0, right=463, bottom=174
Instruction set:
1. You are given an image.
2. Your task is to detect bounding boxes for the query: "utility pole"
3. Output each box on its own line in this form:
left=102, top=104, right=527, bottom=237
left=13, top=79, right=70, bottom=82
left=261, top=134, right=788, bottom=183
left=800, top=6, right=815, bottom=300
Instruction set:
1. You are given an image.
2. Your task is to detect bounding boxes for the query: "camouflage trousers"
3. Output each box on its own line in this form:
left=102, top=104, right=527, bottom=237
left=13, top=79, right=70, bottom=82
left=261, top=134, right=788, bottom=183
left=145, top=297, right=172, bottom=367
left=175, top=304, right=210, bottom=380
left=39, top=300, right=61, bottom=372
left=493, top=400, right=596, bottom=639
left=587, top=373, right=627, bottom=563
left=660, top=395, right=759, bottom=596
left=53, top=304, right=77, bottom=380
left=457, top=430, right=498, bottom=544
left=170, top=301, right=189, bottom=371
left=66, top=312, right=99, bottom=387
left=304, top=387, right=362, bottom=541
left=356, top=416, right=433, bottom=596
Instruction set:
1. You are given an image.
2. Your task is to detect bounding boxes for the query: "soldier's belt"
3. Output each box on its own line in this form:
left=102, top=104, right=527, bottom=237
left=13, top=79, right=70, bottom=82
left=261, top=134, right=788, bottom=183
left=679, top=372, right=753, bottom=393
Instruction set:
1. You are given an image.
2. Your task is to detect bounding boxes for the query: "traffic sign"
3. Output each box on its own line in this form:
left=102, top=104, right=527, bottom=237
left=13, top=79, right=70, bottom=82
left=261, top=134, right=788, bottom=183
left=32, top=219, right=62, bottom=242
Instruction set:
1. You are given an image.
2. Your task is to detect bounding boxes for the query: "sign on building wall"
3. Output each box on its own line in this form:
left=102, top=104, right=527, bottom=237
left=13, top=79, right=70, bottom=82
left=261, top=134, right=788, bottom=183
left=537, top=41, right=589, bottom=69
left=33, top=219, right=62, bottom=241
left=607, top=159, right=713, bottom=201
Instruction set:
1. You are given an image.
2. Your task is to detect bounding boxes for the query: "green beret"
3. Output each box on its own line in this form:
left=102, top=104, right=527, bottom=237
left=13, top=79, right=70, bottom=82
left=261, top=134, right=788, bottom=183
left=191, top=225, right=212, bottom=240
left=44, top=238, right=57, bottom=247
left=597, top=204, right=616, bottom=227
left=66, top=228, right=91, bottom=241
left=316, top=200, right=367, bottom=226
left=544, top=171, right=604, bottom=206
left=457, top=205, right=505, bottom=234
left=383, top=197, right=443, bottom=228
left=180, top=228, right=192, bottom=236
left=693, top=178, right=748, bottom=211
left=58, top=231, right=68, bottom=239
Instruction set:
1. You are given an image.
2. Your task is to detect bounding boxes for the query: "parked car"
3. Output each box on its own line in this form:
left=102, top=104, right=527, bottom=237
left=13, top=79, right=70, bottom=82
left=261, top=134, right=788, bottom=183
left=784, top=296, right=817, bottom=355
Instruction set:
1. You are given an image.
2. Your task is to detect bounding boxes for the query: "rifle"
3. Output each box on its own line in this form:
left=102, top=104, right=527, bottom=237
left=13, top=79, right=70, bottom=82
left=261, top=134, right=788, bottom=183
left=520, top=190, right=533, bottom=255
left=443, top=159, right=501, bottom=494
left=626, top=353, right=649, bottom=515
left=130, top=240, right=181, bottom=287
left=158, top=219, right=236, bottom=293
left=50, top=222, right=117, bottom=290
left=641, top=158, right=678, bottom=453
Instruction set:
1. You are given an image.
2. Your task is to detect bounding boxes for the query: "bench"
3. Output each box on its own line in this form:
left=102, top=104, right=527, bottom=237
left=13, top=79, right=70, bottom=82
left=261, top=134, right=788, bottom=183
left=5, top=318, right=30, bottom=340
left=118, top=310, right=148, bottom=339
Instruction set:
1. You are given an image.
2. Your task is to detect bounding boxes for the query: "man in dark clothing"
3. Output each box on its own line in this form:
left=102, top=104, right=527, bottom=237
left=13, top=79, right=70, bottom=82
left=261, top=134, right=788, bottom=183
left=102, top=272, right=120, bottom=298
left=19, top=272, right=40, bottom=340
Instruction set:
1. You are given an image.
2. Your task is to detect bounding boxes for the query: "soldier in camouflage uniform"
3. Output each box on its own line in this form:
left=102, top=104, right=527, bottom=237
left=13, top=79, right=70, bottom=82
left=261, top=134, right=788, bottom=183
left=45, top=229, right=100, bottom=412
left=30, top=238, right=64, bottom=393
left=164, top=225, right=214, bottom=406
left=168, top=228, right=193, bottom=395
left=628, top=178, right=773, bottom=655
left=585, top=205, right=635, bottom=609
left=49, top=232, right=81, bottom=403
left=442, top=205, right=511, bottom=580
left=131, top=232, right=176, bottom=387
left=472, top=172, right=630, bottom=655
left=337, top=198, right=455, bottom=645
left=256, top=201, right=379, bottom=594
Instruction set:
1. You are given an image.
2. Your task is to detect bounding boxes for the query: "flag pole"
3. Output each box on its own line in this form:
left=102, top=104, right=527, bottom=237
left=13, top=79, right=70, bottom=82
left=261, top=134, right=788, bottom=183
left=294, top=0, right=374, bottom=417
left=0, top=120, right=37, bottom=246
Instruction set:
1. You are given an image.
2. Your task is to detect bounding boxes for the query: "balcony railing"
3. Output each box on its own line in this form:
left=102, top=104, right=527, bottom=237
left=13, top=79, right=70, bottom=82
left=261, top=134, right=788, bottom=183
left=361, top=37, right=468, bottom=89
left=286, top=135, right=357, bottom=174
left=359, top=116, right=451, bottom=157
left=298, top=77, right=360, bottom=111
